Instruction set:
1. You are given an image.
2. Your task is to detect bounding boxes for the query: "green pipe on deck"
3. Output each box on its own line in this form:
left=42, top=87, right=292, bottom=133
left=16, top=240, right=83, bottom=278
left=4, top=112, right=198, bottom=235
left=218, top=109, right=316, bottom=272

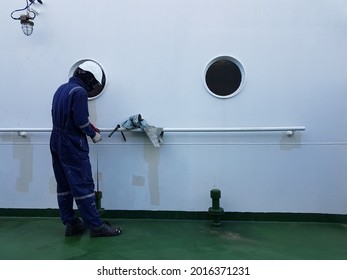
left=208, top=189, right=224, bottom=227
left=95, top=191, right=105, bottom=215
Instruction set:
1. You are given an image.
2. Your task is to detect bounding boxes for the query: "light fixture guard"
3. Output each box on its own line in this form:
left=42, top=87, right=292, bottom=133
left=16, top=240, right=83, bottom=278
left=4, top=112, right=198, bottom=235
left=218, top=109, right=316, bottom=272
left=20, top=14, right=34, bottom=36
left=11, top=0, right=43, bottom=36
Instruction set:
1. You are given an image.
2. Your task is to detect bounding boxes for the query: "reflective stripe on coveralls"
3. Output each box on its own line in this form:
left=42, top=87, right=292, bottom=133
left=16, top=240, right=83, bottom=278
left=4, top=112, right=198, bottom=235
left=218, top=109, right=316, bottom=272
left=57, top=191, right=95, bottom=201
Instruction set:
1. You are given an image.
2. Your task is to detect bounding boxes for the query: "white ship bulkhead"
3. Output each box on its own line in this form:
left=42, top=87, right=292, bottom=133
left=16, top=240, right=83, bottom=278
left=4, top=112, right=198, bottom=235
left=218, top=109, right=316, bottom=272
left=0, top=0, right=347, bottom=215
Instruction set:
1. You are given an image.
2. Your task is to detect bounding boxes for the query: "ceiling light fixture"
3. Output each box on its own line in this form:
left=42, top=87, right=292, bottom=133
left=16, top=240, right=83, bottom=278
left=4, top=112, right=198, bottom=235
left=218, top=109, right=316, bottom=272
left=11, top=0, right=43, bottom=36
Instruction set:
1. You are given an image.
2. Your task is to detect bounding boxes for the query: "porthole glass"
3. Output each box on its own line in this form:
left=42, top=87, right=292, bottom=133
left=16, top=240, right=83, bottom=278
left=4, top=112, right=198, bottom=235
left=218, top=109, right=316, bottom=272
left=204, top=56, right=246, bottom=99
left=69, top=59, right=106, bottom=100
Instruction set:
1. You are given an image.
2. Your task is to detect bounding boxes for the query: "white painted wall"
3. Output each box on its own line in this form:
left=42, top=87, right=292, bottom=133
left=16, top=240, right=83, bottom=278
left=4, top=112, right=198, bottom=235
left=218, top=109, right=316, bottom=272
left=1, top=0, right=347, bottom=214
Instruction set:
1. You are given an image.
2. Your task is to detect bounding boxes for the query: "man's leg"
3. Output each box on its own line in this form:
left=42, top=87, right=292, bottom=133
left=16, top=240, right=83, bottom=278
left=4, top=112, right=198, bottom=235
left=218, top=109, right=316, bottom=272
left=52, top=153, right=76, bottom=225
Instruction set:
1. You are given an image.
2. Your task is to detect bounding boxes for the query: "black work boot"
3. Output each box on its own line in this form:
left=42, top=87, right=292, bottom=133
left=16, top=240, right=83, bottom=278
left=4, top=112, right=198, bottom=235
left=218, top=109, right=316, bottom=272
left=65, top=218, right=87, bottom=236
left=90, top=222, right=122, bottom=237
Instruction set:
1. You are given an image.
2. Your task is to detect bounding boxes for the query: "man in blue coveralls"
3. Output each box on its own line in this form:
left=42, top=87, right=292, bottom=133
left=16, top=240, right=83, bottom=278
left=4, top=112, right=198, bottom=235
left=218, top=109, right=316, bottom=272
left=50, top=61, right=121, bottom=237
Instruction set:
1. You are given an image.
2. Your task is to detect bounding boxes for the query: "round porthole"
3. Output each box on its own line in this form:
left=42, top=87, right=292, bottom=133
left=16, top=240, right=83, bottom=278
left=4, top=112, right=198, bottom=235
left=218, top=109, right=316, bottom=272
left=204, top=56, right=246, bottom=99
left=69, top=59, right=106, bottom=100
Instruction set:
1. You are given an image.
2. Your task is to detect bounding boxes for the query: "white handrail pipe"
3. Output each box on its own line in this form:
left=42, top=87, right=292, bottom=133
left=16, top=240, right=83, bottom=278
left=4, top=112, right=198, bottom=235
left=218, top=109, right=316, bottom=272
left=0, top=126, right=305, bottom=137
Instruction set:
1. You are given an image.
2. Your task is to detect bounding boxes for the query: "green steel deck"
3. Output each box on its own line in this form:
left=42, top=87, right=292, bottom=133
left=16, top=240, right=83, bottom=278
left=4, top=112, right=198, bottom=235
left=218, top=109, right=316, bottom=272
left=0, top=217, right=347, bottom=260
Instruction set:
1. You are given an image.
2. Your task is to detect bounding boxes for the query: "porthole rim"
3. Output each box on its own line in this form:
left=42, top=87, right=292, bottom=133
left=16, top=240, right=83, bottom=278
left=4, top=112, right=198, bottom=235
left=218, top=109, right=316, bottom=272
left=203, top=55, right=246, bottom=99
left=68, top=58, right=107, bottom=101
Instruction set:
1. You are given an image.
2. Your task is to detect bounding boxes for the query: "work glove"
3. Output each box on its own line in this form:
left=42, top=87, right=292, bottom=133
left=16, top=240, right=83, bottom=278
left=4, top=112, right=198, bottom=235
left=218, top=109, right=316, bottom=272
left=92, top=132, right=102, bottom=143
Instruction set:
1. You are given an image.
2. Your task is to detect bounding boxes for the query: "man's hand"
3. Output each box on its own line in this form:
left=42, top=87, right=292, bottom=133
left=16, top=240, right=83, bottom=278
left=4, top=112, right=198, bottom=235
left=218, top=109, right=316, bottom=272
left=92, top=132, right=102, bottom=143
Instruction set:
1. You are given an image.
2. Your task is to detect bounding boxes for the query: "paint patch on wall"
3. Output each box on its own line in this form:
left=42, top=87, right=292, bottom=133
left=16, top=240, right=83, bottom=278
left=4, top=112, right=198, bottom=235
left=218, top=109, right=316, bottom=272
left=279, top=132, right=302, bottom=150
left=144, top=145, right=160, bottom=205
left=13, top=144, right=33, bottom=193
left=49, top=176, right=57, bottom=194
left=132, top=175, right=145, bottom=186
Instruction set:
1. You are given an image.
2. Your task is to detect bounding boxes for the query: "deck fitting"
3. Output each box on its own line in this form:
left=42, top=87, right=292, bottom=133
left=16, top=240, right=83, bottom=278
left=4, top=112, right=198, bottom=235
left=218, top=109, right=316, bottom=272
left=208, top=188, right=224, bottom=227
left=95, top=191, right=105, bottom=215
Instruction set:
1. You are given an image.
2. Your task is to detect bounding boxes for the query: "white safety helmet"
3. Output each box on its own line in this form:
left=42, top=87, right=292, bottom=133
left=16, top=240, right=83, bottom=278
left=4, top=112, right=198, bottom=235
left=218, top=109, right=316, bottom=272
left=78, top=61, right=103, bottom=84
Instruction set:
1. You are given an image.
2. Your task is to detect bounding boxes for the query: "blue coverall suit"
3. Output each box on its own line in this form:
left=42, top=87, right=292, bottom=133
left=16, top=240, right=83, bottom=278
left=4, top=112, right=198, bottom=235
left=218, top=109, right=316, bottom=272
left=50, top=76, right=103, bottom=228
